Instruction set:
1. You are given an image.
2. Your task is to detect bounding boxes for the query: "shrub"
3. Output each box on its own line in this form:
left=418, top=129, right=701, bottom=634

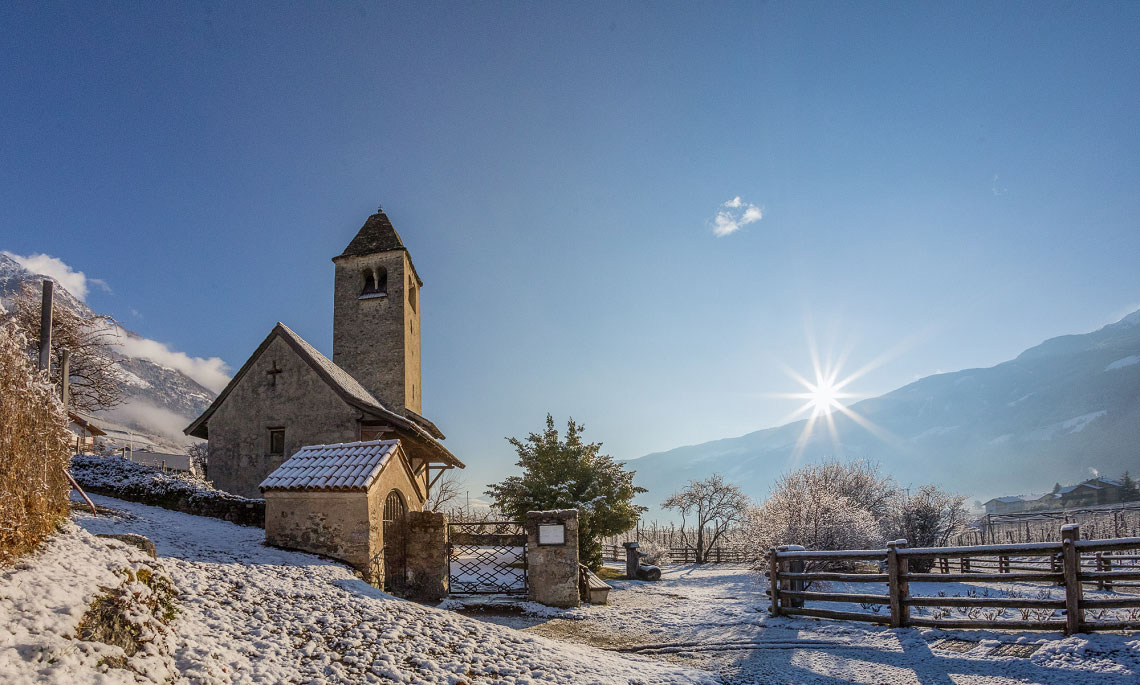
left=0, top=315, right=71, bottom=563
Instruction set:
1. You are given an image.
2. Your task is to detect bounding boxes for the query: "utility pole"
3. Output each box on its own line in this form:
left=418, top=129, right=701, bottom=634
left=38, top=280, right=53, bottom=371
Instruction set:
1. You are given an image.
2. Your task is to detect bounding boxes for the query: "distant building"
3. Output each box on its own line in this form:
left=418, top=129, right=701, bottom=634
left=984, top=476, right=1127, bottom=514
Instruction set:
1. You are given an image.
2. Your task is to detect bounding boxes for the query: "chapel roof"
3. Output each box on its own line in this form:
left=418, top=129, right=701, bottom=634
left=260, top=439, right=400, bottom=492
left=338, top=211, right=405, bottom=257
left=182, top=322, right=463, bottom=468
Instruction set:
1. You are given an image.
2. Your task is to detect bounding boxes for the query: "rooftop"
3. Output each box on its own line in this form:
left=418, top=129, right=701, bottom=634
left=260, top=440, right=400, bottom=492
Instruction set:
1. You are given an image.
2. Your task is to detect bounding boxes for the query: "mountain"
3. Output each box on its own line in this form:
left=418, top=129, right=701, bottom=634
left=627, top=310, right=1140, bottom=510
left=0, top=253, right=217, bottom=452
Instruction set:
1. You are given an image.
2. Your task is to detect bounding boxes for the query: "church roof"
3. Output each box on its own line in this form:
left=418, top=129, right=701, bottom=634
left=338, top=211, right=405, bottom=257
left=260, top=439, right=399, bottom=492
left=183, top=322, right=463, bottom=468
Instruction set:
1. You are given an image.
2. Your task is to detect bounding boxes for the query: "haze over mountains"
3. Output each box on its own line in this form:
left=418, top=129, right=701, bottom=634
left=627, top=310, right=1140, bottom=510
left=0, top=253, right=218, bottom=452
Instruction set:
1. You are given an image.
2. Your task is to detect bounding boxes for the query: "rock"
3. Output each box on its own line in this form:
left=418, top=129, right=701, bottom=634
left=97, top=533, right=157, bottom=559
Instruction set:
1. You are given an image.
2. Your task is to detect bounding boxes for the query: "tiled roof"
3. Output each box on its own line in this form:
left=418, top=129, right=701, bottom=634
left=260, top=440, right=399, bottom=491
left=338, top=211, right=405, bottom=257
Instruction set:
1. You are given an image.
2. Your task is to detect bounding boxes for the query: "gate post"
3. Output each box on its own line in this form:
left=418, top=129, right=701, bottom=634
left=526, top=509, right=580, bottom=607
left=404, top=511, right=449, bottom=602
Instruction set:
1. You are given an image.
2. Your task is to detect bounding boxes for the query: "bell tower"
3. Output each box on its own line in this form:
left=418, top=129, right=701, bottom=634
left=331, top=210, right=422, bottom=414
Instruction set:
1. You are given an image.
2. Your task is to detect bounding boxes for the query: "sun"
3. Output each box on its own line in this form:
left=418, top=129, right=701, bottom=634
left=805, top=377, right=843, bottom=415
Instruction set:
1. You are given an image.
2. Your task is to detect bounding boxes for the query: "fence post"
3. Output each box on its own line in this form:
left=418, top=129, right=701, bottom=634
left=1096, top=553, right=1105, bottom=591
left=961, top=556, right=971, bottom=574
left=887, top=539, right=909, bottom=628
left=768, top=547, right=781, bottom=616
left=781, top=545, right=805, bottom=608
left=1104, top=551, right=1113, bottom=592
left=999, top=555, right=1009, bottom=574
left=1061, top=523, right=1082, bottom=635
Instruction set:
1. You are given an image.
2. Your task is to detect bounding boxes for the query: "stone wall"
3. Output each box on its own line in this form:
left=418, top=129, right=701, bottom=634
left=78, top=484, right=265, bottom=527
left=404, top=510, right=448, bottom=601
left=526, top=509, right=580, bottom=608
left=264, top=490, right=374, bottom=577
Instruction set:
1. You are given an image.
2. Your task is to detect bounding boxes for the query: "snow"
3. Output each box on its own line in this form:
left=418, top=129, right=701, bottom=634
left=1025, top=411, right=1108, bottom=441
left=1105, top=355, right=1140, bottom=372
left=6, top=494, right=1139, bottom=683
left=63, top=493, right=713, bottom=684
left=467, top=565, right=1140, bottom=684
left=0, top=521, right=178, bottom=684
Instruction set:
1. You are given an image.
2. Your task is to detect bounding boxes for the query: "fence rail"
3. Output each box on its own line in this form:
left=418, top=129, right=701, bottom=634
left=767, top=525, right=1140, bottom=634
left=602, top=544, right=753, bottom=564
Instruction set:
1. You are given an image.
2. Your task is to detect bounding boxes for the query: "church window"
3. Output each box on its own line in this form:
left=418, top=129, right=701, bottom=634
left=268, top=428, right=285, bottom=456
left=361, top=267, right=387, bottom=297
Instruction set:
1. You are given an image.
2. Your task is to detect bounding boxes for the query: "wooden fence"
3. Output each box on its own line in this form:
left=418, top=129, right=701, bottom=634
left=602, top=544, right=753, bottom=564
left=767, top=524, right=1140, bottom=634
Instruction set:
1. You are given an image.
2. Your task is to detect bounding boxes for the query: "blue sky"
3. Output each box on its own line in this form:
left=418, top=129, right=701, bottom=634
left=3, top=2, right=1139, bottom=500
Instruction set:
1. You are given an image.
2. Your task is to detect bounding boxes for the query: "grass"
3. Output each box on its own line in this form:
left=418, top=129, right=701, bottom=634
left=595, top=566, right=627, bottom=581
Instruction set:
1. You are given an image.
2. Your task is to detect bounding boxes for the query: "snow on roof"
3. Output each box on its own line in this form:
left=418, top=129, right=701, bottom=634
left=260, top=440, right=400, bottom=492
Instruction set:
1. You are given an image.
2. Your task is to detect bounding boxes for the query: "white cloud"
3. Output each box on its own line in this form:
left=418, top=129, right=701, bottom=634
left=2, top=251, right=110, bottom=301
left=111, top=328, right=231, bottom=393
left=104, top=400, right=199, bottom=447
left=711, top=197, right=764, bottom=237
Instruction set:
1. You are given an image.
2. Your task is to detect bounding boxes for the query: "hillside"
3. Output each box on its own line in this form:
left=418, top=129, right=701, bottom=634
left=628, top=310, right=1140, bottom=508
left=0, top=253, right=217, bottom=451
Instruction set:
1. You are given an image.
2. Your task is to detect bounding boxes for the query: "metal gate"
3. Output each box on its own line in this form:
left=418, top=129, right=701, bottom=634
left=383, top=490, right=408, bottom=593
left=448, top=521, right=527, bottom=595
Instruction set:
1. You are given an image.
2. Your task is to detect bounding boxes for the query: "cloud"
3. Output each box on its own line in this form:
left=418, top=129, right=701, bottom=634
left=2, top=251, right=110, bottom=301
left=104, top=400, right=199, bottom=447
left=991, top=174, right=1008, bottom=197
left=711, top=197, right=764, bottom=237
left=111, top=329, right=231, bottom=393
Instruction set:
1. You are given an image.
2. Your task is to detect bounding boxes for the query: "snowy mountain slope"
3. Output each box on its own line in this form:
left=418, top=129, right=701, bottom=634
left=627, top=310, right=1140, bottom=507
left=0, top=253, right=217, bottom=450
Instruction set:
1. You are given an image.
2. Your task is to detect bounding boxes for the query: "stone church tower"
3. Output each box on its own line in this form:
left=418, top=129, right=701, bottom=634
left=331, top=211, right=422, bottom=414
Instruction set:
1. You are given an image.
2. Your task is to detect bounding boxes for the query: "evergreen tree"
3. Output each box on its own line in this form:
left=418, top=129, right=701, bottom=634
left=1121, top=472, right=1140, bottom=503
left=486, top=415, right=647, bottom=570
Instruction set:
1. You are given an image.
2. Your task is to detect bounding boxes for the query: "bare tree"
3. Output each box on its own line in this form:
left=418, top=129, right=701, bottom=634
left=187, top=441, right=209, bottom=480
left=663, top=474, right=752, bottom=563
left=8, top=282, right=123, bottom=411
left=425, top=469, right=464, bottom=512
left=884, top=485, right=968, bottom=570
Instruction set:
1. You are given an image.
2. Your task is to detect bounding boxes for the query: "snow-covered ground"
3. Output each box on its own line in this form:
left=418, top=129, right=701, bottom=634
left=459, top=564, right=1140, bottom=684
left=6, top=495, right=1140, bottom=684
left=43, top=493, right=710, bottom=684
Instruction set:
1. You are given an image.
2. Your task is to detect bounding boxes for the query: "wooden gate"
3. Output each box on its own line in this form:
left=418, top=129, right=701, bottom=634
left=383, top=490, right=407, bottom=593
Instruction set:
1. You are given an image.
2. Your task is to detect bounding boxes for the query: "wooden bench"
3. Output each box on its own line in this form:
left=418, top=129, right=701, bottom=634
left=579, top=564, right=612, bottom=605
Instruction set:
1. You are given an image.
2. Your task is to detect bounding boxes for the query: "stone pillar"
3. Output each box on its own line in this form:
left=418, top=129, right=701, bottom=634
left=404, top=510, right=449, bottom=602
left=526, top=509, right=580, bottom=607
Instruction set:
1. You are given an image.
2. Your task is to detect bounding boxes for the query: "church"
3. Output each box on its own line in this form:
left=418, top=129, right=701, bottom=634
left=184, top=210, right=463, bottom=502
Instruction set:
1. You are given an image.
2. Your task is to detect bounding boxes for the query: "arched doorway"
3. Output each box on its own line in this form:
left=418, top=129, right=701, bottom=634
left=383, top=489, right=408, bottom=593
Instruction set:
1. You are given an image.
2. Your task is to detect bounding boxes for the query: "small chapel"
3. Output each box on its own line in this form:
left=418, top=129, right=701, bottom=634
left=183, top=210, right=463, bottom=504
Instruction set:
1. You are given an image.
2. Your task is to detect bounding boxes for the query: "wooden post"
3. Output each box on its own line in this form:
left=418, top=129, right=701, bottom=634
left=887, top=539, right=909, bottom=628
left=1061, top=523, right=1082, bottom=635
left=961, top=556, right=971, bottom=574
left=1103, top=551, right=1113, bottom=592
left=780, top=545, right=805, bottom=608
left=768, top=547, right=781, bottom=616
left=1096, top=553, right=1105, bottom=591
left=60, top=349, right=70, bottom=407
left=999, top=555, right=1009, bottom=574
left=39, top=279, right=53, bottom=371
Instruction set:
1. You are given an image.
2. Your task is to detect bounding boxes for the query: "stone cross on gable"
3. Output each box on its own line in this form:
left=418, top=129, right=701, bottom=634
left=267, top=360, right=283, bottom=386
